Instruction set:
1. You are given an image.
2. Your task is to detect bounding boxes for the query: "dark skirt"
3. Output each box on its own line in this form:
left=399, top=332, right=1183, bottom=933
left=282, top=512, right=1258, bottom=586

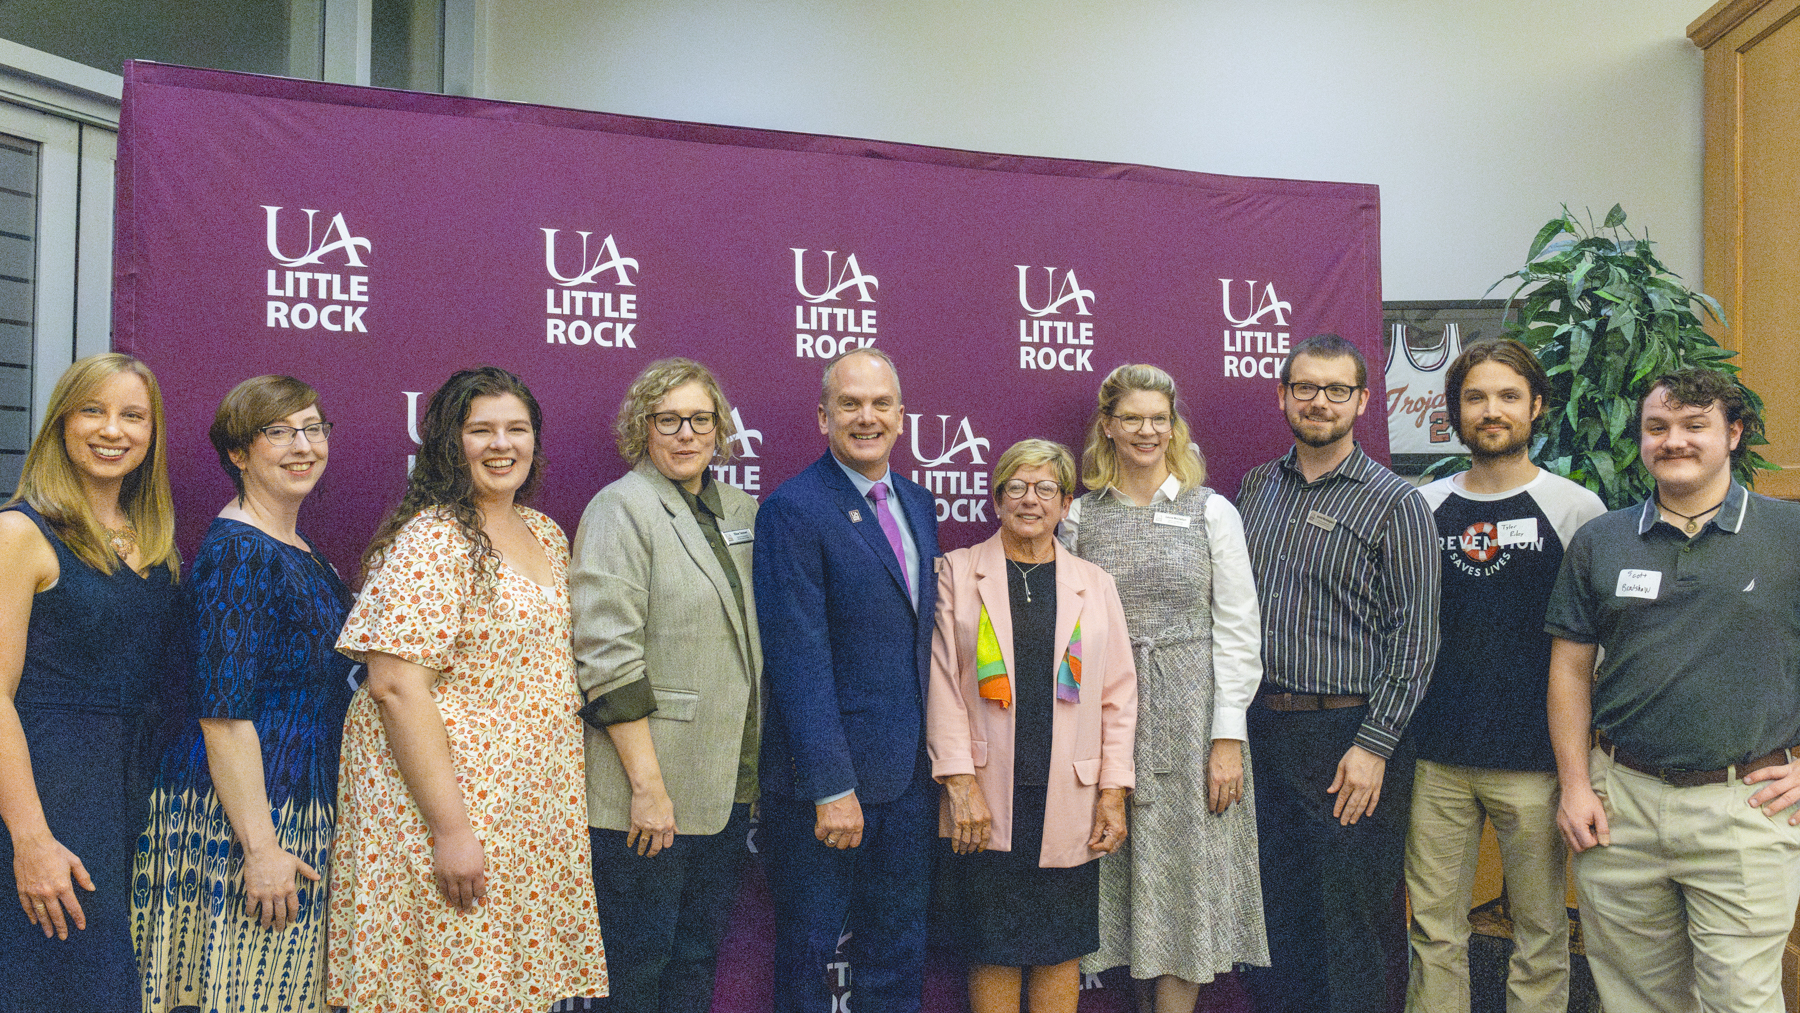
left=932, top=786, right=1099, bottom=967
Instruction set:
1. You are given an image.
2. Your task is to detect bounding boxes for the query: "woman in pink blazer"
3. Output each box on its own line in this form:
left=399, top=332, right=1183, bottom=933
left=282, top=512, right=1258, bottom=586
left=928, top=438, right=1138, bottom=1013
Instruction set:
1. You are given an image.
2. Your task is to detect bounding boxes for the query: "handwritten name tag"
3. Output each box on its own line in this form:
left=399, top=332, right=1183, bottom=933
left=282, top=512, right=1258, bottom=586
left=1615, top=569, right=1662, bottom=600
left=723, top=528, right=754, bottom=545
left=1153, top=511, right=1191, bottom=529
left=1497, top=517, right=1537, bottom=547
left=1306, top=510, right=1338, bottom=532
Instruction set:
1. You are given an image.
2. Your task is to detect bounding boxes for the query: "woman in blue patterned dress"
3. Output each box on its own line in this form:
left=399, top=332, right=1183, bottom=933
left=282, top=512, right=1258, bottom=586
left=1, top=353, right=181, bottom=1013
left=135, top=375, right=356, bottom=1013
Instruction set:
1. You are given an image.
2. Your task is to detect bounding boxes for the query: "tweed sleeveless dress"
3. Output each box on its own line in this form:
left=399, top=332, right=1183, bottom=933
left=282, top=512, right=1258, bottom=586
left=1073, top=486, right=1270, bottom=983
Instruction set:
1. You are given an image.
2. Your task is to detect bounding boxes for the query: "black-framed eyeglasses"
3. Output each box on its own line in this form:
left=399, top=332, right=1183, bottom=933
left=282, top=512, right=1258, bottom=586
left=647, top=411, right=719, bottom=436
left=1109, top=412, right=1173, bottom=434
left=258, top=422, right=333, bottom=446
left=1284, top=382, right=1362, bottom=403
left=1002, top=479, right=1065, bottom=501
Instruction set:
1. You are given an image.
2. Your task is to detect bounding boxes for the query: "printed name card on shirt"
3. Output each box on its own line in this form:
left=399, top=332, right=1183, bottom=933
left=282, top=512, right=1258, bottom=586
left=1306, top=510, right=1337, bottom=532
left=1153, top=511, right=1191, bottom=528
left=1615, top=569, right=1662, bottom=600
left=723, top=529, right=754, bottom=545
left=1497, top=518, right=1537, bottom=547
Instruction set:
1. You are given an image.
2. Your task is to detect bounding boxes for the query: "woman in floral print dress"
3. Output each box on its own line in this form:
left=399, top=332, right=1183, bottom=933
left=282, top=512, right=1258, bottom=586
left=328, top=367, right=606, bottom=1011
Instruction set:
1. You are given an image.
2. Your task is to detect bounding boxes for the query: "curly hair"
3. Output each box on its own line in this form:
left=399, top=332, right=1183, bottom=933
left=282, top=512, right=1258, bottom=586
left=613, top=358, right=739, bottom=465
left=360, top=366, right=544, bottom=587
left=1641, top=367, right=1762, bottom=466
left=1079, top=363, right=1205, bottom=494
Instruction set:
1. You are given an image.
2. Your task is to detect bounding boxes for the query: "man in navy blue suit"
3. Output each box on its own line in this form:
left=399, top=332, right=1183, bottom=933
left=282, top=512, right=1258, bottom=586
left=754, top=347, right=941, bottom=1013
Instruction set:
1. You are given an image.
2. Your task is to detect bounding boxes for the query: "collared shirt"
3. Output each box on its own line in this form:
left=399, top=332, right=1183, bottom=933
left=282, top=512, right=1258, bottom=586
left=1236, top=443, right=1442, bottom=758
left=833, top=455, right=921, bottom=609
left=1544, top=483, right=1800, bottom=770
left=674, top=471, right=760, bottom=803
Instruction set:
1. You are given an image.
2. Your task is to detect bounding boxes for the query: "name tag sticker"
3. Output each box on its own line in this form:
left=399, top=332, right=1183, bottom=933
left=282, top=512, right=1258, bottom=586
left=1306, top=510, right=1338, bottom=532
left=1615, top=569, right=1663, bottom=600
left=723, top=528, right=754, bottom=545
left=1497, top=518, right=1538, bottom=547
left=1153, top=511, right=1192, bottom=529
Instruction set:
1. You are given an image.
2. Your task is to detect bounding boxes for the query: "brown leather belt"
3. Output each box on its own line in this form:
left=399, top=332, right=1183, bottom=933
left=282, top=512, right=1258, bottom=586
left=1597, top=732, right=1794, bottom=788
left=1257, top=691, right=1366, bottom=712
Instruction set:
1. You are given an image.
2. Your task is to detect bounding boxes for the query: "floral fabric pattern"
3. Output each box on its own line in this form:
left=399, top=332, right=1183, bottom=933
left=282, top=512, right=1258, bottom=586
left=327, top=508, right=607, bottom=1010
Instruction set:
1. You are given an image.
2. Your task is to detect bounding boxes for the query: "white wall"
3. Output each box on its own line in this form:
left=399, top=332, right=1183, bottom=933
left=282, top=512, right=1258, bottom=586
left=481, top=0, right=1705, bottom=302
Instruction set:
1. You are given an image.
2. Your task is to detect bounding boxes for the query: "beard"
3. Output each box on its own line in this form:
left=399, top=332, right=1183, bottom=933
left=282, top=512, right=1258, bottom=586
left=1288, top=410, right=1355, bottom=448
left=1463, top=420, right=1531, bottom=461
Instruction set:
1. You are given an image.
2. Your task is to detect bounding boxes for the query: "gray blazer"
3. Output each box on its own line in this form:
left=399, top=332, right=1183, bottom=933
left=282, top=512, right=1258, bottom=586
left=569, top=461, right=762, bottom=835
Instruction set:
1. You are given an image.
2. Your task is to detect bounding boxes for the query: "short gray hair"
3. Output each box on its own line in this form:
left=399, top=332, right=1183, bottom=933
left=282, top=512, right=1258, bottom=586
left=819, top=347, right=902, bottom=405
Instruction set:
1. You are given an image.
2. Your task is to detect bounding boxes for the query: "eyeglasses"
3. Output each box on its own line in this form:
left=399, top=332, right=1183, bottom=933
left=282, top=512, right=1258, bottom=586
left=1284, top=382, right=1362, bottom=403
left=258, top=422, right=333, bottom=446
left=647, top=412, right=719, bottom=436
left=1002, top=479, right=1065, bottom=501
left=1109, top=413, right=1173, bottom=434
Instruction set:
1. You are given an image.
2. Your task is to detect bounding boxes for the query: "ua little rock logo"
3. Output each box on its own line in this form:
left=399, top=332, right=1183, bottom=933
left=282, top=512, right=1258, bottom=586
left=792, top=248, right=878, bottom=358
left=1219, top=278, right=1294, bottom=379
left=1016, top=266, right=1097, bottom=372
left=792, top=248, right=879, bottom=303
left=262, top=206, right=370, bottom=267
left=262, top=206, right=369, bottom=333
left=1016, top=266, right=1095, bottom=317
left=542, top=229, right=639, bottom=287
left=542, top=228, right=640, bottom=349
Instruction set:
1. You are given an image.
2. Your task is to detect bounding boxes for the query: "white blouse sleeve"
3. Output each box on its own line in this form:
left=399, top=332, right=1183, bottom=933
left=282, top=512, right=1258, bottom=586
left=1205, top=492, right=1264, bottom=741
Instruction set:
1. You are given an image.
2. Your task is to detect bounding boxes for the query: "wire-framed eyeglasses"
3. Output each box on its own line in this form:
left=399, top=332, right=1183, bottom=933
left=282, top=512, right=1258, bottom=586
left=258, top=422, right=333, bottom=446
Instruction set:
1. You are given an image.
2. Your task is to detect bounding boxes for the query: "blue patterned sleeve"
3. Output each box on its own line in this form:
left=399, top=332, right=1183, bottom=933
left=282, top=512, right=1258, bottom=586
left=188, top=530, right=284, bottom=720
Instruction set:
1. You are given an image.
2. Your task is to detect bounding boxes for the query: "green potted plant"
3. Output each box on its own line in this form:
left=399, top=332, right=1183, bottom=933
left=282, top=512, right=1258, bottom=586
left=1430, top=204, right=1775, bottom=508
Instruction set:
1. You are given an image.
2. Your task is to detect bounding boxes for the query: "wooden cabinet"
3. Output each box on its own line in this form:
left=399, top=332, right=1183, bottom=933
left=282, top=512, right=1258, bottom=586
left=1691, top=0, right=1800, bottom=501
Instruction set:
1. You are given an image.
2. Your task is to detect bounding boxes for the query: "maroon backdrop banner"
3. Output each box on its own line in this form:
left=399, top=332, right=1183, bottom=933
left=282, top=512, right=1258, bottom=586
left=113, top=61, right=1385, bottom=1012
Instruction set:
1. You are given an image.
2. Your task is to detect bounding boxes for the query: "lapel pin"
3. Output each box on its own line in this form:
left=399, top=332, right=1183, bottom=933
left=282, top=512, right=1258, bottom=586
left=848, top=509, right=863, bottom=523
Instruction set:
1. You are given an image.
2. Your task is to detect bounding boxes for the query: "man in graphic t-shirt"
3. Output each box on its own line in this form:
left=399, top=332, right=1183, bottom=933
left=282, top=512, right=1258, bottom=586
left=1404, top=339, right=1605, bottom=1013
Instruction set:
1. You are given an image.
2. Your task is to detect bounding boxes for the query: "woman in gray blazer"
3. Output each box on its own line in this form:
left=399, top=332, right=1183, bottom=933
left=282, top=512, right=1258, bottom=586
left=569, top=357, right=762, bottom=1012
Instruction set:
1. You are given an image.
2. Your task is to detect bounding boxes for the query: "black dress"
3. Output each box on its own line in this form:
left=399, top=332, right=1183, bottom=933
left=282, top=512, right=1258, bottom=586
left=934, top=559, right=1099, bottom=967
left=0, top=504, right=180, bottom=1013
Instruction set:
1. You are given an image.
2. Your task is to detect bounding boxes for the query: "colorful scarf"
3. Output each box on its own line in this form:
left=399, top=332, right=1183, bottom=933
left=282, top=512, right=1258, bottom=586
left=976, top=604, right=1011, bottom=708
left=1057, top=620, right=1082, bottom=703
left=975, top=606, right=1083, bottom=707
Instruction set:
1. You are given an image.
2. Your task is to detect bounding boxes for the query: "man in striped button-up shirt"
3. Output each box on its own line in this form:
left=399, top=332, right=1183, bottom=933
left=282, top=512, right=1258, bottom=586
left=1236, top=334, right=1441, bottom=1013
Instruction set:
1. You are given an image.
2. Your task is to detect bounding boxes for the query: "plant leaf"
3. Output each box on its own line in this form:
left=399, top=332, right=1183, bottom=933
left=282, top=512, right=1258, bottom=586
left=1603, top=204, right=1627, bottom=229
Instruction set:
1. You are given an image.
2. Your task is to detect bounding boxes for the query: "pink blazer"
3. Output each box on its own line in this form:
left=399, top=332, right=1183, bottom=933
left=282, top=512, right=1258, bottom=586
left=927, top=532, right=1137, bottom=867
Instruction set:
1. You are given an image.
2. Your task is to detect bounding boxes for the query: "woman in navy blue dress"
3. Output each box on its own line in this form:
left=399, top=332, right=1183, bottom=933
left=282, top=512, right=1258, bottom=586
left=134, top=375, right=356, bottom=1013
left=0, top=353, right=181, bottom=1013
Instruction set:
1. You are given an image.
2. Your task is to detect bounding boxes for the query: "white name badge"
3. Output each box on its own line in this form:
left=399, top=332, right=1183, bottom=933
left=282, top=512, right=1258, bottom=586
left=1153, top=511, right=1191, bottom=528
left=1615, top=569, right=1663, bottom=600
left=1306, top=509, right=1338, bottom=532
left=723, top=528, right=754, bottom=545
left=1497, top=517, right=1538, bottom=547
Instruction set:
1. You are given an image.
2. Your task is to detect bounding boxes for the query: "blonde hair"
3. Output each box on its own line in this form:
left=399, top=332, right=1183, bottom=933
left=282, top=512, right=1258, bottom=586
left=1080, top=363, right=1205, bottom=494
left=614, top=358, right=739, bottom=465
left=991, top=439, right=1077, bottom=503
left=7, top=353, right=179, bottom=578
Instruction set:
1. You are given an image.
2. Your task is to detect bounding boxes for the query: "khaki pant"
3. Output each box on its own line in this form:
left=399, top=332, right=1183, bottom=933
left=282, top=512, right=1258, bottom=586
left=1404, top=759, right=1569, bottom=1013
left=1576, top=745, right=1800, bottom=1013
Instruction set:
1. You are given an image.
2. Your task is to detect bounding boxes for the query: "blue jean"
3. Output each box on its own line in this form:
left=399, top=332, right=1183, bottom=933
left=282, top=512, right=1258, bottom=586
left=588, top=803, right=751, bottom=1013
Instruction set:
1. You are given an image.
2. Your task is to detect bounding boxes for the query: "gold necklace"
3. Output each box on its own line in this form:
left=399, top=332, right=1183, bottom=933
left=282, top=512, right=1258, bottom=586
left=105, top=521, right=139, bottom=559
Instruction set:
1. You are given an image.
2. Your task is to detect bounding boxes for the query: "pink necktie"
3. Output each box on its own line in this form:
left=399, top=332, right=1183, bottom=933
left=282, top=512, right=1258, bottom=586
left=867, top=481, right=913, bottom=600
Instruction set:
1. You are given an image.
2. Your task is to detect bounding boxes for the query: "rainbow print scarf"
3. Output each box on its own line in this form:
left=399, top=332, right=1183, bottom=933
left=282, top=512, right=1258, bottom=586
left=975, top=605, right=1082, bottom=707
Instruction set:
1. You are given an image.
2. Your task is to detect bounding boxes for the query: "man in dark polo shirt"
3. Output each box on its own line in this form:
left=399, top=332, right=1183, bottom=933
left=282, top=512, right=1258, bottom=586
left=1238, top=333, right=1441, bottom=1013
left=1546, top=367, right=1800, bottom=1013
